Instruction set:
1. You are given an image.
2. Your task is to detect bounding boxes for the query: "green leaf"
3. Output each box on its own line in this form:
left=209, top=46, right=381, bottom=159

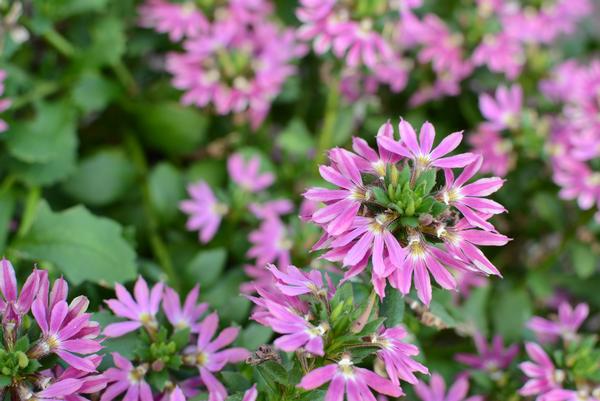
left=380, top=287, right=405, bottom=327
left=240, top=323, right=273, bottom=350
left=82, top=17, right=126, bottom=66
left=32, top=0, right=109, bottom=20
left=12, top=201, right=137, bottom=285
left=7, top=101, right=77, bottom=164
left=221, top=371, right=251, bottom=392
left=201, top=269, right=250, bottom=323
left=571, top=242, right=597, bottom=279
left=147, top=370, right=170, bottom=392
left=135, top=102, right=208, bottom=156
left=255, top=361, right=288, bottom=386
left=492, top=288, right=531, bottom=342
left=186, top=248, right=226, bottom=288
left=71, top=72, right=118, bottom=114
left=0, top=192, right=15, bottom=254
left=149, top=163, right=185, bottom=223
left=460, top=285, right=490, bottom=336
left=277, top=119, right=314, bottom=157
left=63, top=148, right=136, bottom=206
left=0, top=375, right=10, bottom=388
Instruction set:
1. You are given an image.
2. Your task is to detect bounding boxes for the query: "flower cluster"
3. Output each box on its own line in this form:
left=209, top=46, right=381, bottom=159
left=543, top=60, right=600, bottom=221
left=305, top=119, right=509, bottom=305
left=0, top=259, right=104, bottom=401
left=140, top=0, right=305, bottom=129
left=248, top=264, right=428, bottom=400
left=520, top=301, right=600, bottom=401
left=102, top=276, right=251, bottom=401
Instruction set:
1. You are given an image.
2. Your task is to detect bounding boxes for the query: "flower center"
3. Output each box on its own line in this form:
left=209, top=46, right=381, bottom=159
left=338, top=356, right=354, bottom=378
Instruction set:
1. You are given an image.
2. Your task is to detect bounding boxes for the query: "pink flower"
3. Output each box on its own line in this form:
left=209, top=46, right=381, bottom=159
left=472, top=34, right=524, bottom=80
left=247, top=216, right=292, bottom=268
left=163, top=284, right=208, bottom=332
left=352, top=121, right=401, bottom=177
left=479, top=84, right=523, bottom=131
left=519, top=342, right=564, bottom=397
left=378, top=120, right=476, bottom=170
left=31, top=287, right=103, bottom=372
left=180, top=181, right=227, bottom=243
left=468, top=125, right=514, bottom=177
left=0, top=258, right=41, bottom=326
left=139, top=0, right=209, bottom=41
left=263, top=298, right=327, bottom=355
left=298, top=355, right=403, bottom=400
left=372, top=326, right=429, bottom=385
left=242, top=384, right=258, bottom=401
left=527, top=302, right=589, bottom=344
left=455, top=334, right=518, bottom=374
left=267, top=264, right=326, bottom=297
left=414, top=373, right=483, bottom=401
left=101, top=353, right=153, bottom=401
left=183, top=313, right=250, bottom=401
left=387, top=232, right=459, bottom=305
left=440, top=156, right=506, bottom=232
left=303, top=148, right=367, bottom=235
left=0, top=70, right=11, bottom=132
left=330, top=215, right=405, bottom=278
left=47, top=354, right=108, bottom=401
left=103, top=276, right=164, bottom=337
left=227, top=153, right=275, bottom=192
left=249, top=199, right=293, bottom=219
left=166, top=16, right=303, bottom=129
left=436, top=218, right=509, bottom=276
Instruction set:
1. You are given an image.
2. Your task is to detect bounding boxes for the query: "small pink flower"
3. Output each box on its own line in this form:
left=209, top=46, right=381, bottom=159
left=101, top=353, right=154, bottom=401
left=378, top=120, right=476, bottom=170
left=228, top=153, right=275, bottom=193
left=479, top=84, right=523, bottom=131
left=468, top=125, right=514, bottom=177
left=266, top=264, right=325, bottom=297
left=440, top=156, right=506, bottom=232
left=31, top=291, right=103, bottom=372
left=264, top=298, right=327, bottom=355
left=139, top=0, right=208, bottom=41
left=372, top=326, right=428, bottom=385
left=414, top=373, right=483, bottom=401
left=298, top=355, right=403, bottom=400
left=519, top=342, right=564, bottom=397
left=103, top=276, right=164, bottom=337
left=183, top=313, right=249, bottom=401
left=0, top=258, right=42, bottom=325
left=249, top=199, right=293, bottom=219
left=163, top=284, right=208, bottom=332
left=180, top=181, right=228, bottom=243
left=527, top=302, right=589, bottom=344
left=247, top=216, right=292, bottom=268
left=456, top=333, right=518, bottom=374
left=472, top=34, right=524, bottom=80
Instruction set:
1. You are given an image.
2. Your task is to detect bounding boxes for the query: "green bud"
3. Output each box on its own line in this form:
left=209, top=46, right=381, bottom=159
left=16, top=352, right=28, bottom=369
left=406, top=198, right=415, bottom=216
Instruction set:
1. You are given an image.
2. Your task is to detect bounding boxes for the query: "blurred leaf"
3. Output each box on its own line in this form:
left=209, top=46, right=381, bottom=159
left=149, top=163, right=185, bottom=223
left=201, top=269, right=250, bottom=323
left=7, top=102, right=76, bottom=164
left=332, top=107, right=355, bottom=146
left=13, top=201, right=137, bottom=285
left=135, top=102, right=208, bottom=156
left=63, top=148, right=136, bottom=206
left=187, top=160, right=226, bottom=187
left=0, top=192, right=15, bottom=254
left=380, top=287, right=405, bottom=327
left=221, top=372, right=251, bottom=392
left=492, top=287, right=531, bottom=342
left=83, top=17, right=126, bottom=66
left=71, top=72, right=118, bottom=114
left=277, top=119, right=314, bottom=157
left=32, top=0, right=109, bottom=20
left=460, top=285, right=490, bottom=336
left=240, top=323, right=272, bottom=350
left=186, top=248, right=226, bottom=288
left=571, top=242, right=598, bottom=279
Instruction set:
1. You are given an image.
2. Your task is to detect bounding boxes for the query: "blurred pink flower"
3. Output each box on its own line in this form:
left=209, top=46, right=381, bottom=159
left=0, top=70, right=11, bottom=132
left=519, top=342, right=565, bottom=397
left=228, top=153, right=274, bottom=193
left=247, top=216, right=292, bottom=268
left=414, top=373, right=483, bottom=401
left=139, top=0, right=208, bottom=41
left=468, top=126, right=514, bottom=177
left=479, top=84, right=523, bottom=131
left=527, top=302, right=589, bottom=344
left=456, top=334, right=519, bottom=374
left=180, top=181, right=227, bottom=243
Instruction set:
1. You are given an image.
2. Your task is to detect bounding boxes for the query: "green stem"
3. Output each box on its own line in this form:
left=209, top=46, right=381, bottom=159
left=42, top=28, right=75, bottom=58
left=314, top=75, right=341, bottom=168
left=16, top=186, right=41, bottom=239
left=125, top=134, right=180, bottom=290
left=112, top=62, right=140, bottom=96
left=10, top=82, right=61, bottom=110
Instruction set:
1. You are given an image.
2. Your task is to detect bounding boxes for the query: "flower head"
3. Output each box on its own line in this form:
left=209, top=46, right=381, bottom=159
left=101, top=353, right=153, bottom=401
left=527, top=302, right=589, bottom=344
left=414, top=373, right=483, bottom=401
left=227, top=153, right=274, bottom=193
left=479, top=84, right=523, bottom=131
left=455, top=334, right=518, bottom=377
left=104, top=276, right=164, bottom=337
left=519, top=342, right=565, bottom=397
left=180, top=181, right=227, bottom=243
left=162, top=285, right=208, bottom=332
